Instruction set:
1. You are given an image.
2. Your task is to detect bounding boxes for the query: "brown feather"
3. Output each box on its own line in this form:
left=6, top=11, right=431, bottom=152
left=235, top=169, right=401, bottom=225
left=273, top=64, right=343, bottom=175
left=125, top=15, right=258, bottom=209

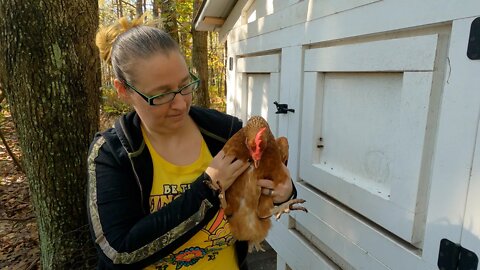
left=221, top=116, right=296, bottom=252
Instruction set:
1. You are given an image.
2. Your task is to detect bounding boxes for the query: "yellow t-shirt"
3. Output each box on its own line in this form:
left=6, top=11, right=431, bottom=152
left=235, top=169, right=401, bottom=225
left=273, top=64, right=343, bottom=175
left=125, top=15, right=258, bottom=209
left=143, top=132, right=238, bottom=270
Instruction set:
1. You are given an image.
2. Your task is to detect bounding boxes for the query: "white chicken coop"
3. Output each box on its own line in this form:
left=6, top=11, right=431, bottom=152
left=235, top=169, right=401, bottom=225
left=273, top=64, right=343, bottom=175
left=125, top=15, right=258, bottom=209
left=195, top=1, right=480, bottom=269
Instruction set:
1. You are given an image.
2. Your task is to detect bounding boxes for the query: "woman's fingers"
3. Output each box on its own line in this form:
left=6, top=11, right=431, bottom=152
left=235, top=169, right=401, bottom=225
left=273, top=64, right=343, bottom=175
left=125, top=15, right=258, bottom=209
left=230, top=159, right=250, bottom=174
left=222, top=154, right=235, bottom=163
left=257, top=177, right=293, bottom=203
left=257, top=179, right=274, bottom=189
left=206, top=152, right=251, bottom=191
left=261, top=187, right=274, bottom=196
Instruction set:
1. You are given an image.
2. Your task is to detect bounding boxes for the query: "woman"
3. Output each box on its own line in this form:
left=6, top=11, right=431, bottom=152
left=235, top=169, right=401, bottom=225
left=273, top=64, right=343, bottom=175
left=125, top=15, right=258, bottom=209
left=87, top=18, right=295, bottom=269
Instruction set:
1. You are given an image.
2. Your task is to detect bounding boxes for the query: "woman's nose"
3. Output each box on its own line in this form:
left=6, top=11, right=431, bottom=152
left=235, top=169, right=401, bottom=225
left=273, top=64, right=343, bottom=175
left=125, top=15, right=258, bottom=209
left=170, top=91, right=187, bottom=108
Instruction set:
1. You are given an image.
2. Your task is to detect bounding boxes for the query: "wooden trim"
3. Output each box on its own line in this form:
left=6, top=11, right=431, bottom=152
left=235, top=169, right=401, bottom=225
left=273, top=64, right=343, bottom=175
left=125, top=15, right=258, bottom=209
left=304, top=35, right=438, bottom=72
left=202, top=16, right=225, bottom=26
left=237, top=54, right=280, bottom=73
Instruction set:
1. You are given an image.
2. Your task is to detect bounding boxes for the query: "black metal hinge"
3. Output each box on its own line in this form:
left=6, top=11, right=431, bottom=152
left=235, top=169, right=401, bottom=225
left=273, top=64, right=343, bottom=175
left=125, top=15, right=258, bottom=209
left=467, top=17, right=480, bottom=60
left=438, top=238, right=478, bottom=270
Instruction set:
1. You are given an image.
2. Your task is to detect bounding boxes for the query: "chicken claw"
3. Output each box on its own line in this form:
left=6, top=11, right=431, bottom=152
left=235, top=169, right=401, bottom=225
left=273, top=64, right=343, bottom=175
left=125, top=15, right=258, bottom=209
left=272, top=199, right=308, bottom=220
left=203, top=176, right=228, bottom=209
left=248, top=242, right=265, bottom=253
left=218, top=190, right=228, bottom=209
left=215, top=181, right=228, bottom=209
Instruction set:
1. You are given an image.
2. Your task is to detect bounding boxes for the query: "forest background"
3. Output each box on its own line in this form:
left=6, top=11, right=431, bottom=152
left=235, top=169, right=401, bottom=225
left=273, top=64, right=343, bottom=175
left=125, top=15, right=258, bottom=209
left=0, top=0, right=227, bottom=269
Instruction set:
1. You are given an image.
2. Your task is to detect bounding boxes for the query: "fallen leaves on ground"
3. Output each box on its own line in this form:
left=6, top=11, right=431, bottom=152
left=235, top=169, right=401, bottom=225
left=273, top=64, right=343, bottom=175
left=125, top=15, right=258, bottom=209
left=0, top=110, right=40, bottom=270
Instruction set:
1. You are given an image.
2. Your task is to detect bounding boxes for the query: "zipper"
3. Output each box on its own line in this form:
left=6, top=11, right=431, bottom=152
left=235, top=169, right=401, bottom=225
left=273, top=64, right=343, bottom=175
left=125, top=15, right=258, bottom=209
left=125, top=147, right=146, bottom=215
left=119, top=118, right=147, bottom=215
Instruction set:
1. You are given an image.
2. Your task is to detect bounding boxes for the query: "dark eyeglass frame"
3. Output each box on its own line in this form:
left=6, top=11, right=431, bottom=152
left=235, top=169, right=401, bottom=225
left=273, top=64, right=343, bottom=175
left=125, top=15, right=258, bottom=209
left=122, top=72, right=200, bottom=106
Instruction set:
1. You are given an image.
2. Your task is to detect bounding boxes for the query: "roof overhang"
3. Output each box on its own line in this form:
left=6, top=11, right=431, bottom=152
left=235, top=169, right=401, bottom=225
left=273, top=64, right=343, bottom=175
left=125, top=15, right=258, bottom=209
left=194, top=0, right=237, bottom=31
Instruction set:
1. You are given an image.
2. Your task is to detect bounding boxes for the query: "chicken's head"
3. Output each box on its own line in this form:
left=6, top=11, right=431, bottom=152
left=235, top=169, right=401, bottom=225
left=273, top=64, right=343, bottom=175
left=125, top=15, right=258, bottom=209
left=247, top=127, right=267, bottom=168
left=244, top=116, right=272, bottom=168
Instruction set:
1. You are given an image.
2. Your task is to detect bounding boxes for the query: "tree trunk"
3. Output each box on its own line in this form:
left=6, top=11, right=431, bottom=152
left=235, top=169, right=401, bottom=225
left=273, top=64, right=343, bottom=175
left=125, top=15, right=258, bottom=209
left=136, top=0, right=143, bottom=18
left=152, top=0, right=159, bottom=18
left=117, top=0, right=124, bottom=17
left=143, top=0, right=147, bottom=17
left=0, top=1, right=101, bottom=269
left=224, top=41, right=228, bottom=97
left=192, top=0, right=210, bottom=108
left=160, top=1, right=179, bottom=43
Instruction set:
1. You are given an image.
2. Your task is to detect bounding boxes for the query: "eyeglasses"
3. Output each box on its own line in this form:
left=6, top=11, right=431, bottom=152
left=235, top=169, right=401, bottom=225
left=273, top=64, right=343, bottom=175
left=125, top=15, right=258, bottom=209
left=122, top=72, right=200, bottom=106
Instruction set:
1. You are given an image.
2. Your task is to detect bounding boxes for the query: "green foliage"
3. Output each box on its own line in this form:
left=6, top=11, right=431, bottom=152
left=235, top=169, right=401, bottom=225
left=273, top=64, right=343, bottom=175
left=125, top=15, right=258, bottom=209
left=100, top=85, right=132, bottom=115
left=209, top=84, right=226, bottom=112
left=176, top=1, right=194, bottom=62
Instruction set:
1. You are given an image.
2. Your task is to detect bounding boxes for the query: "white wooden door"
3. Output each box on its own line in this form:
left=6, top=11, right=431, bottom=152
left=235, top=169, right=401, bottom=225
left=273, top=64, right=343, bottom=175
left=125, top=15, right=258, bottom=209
left=300, top=32, right=439, bottom=244
left=449, top=17, right=480, bottom=269
left=235, top=54, right=281, bottom=136
left=297, top=18, right=479, bottom=270
left=460, top=116, right=480, bottom=269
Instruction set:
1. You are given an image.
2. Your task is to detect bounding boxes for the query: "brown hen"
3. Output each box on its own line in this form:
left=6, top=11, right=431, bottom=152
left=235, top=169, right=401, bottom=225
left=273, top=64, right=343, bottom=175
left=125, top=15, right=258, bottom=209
left=220, top=116, right=307, bottom=252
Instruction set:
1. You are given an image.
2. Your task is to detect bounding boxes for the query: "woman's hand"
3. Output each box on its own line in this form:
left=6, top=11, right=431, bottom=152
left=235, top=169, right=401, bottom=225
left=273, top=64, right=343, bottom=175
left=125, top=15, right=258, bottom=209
left=205, top=150, right=250, bottom=191
left=257, top=163, right=293, bottom=204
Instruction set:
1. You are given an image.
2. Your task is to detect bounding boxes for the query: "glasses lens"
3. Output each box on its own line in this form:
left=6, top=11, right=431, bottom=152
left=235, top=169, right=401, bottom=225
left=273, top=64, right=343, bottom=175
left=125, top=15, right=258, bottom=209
left=150, top=77, right=200, bottom=105
left=152, top=93, right=175, bottom=105
left=181, top=81, right=199, bottom=95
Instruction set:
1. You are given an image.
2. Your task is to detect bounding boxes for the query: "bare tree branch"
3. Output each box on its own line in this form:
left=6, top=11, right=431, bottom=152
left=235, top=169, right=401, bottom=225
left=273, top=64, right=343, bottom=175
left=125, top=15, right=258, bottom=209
left=0, top=125, right=24, bottom=173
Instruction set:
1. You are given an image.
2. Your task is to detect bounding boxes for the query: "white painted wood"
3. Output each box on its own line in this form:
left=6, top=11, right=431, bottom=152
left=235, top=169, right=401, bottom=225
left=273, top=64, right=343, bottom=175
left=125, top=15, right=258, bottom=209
left=245, top=73, right=281, bottom=136
left=300, top=72, right=321, bottom=173
left=225, top=0, right=480, bottom=55
left=268, top=72, right=280, bottom=136
left=246, top=0, right=302, bottom=21
left=220, top=1, right=480, bottom=269
left=226, top=61, right=236, bottom=116
left=226, top=0, right=308, bottom=44
left=302, top=0, right=480, bottom=46
left=237, top=54, right=280, bottom=73
left=422, top=17, right=480, bottom=264
left=263, top=46, right=305, bottom=270
left=458, top=17, right=480, bottom=257
left=231, top=53, right=281, bottom=127
left=295, top=183, right=433, bottom=270
left=235, top=73, right=248, bottom=122
left=462, top=114, right=480, bottom=259
left=306, top=0, right=380, bottom=21
left=278, top=46, right=304, bottom=180
left=218, top=0, right=248, bottom=41
left=267, top=220, right=341, bottom=270
left=304, top=35, right=438, bottom=72
left=300, top=56, right=436, bottom=243
left=247, top=74, right=270, bottom=119
left=276, top=255, right=288, bottom=270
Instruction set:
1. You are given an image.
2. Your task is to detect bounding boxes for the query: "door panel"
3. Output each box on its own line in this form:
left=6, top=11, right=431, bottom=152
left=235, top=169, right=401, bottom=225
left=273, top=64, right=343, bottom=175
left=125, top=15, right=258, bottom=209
left=461, top=115, right=480, bottom=260
left=247, top=74, right=269, bottom=118
left=457, top=17, right=480, bottom=262
left=300, top=34, right=440, bottom=245
left=235, top=54, right=281, bottom=136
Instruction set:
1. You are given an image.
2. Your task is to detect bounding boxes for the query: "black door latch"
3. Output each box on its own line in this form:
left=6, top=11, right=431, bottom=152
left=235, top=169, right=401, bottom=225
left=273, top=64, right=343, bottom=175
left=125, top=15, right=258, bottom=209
left=274, top=101, right=295, bottom=114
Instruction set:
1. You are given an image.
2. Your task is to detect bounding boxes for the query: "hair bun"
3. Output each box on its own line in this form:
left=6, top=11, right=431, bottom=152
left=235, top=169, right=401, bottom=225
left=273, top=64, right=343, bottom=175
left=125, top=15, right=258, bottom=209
left=95, top=15, right=147, bottom=64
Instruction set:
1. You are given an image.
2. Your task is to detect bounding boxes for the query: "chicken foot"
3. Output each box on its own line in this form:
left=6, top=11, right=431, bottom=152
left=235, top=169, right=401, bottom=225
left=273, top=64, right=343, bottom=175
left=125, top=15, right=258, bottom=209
left=203, top=176, right=228, bottom=209
left=270, top=198, right=308, bottom=220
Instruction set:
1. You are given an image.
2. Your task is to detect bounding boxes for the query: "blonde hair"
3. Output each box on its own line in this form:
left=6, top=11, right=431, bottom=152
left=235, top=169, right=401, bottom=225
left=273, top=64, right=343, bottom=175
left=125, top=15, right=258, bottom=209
left=95, top=16, right=178, bottom=83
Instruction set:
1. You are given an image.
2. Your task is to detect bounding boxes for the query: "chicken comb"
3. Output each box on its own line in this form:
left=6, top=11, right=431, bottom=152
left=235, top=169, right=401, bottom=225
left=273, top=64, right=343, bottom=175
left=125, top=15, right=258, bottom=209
left=253, top=127, right=267, bottom=158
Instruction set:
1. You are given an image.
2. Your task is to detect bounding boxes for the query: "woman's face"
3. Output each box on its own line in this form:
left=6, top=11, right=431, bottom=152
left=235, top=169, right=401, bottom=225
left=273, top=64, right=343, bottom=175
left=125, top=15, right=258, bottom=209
left=118, top=50, right=193, bottom=134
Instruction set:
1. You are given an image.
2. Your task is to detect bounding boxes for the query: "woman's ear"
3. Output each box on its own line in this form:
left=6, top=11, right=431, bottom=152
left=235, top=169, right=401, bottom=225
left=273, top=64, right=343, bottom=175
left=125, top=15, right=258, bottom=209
left=114, top=79, right=130, bottom=103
